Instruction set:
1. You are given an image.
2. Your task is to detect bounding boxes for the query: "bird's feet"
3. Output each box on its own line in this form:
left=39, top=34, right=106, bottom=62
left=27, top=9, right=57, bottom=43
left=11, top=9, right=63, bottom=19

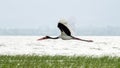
left=85, top=40, right=93, bottom=42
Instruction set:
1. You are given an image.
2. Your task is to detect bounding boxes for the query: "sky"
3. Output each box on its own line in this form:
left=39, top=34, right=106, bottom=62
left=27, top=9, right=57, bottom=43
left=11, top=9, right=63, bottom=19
left=0, top=0, right=120, bottom=35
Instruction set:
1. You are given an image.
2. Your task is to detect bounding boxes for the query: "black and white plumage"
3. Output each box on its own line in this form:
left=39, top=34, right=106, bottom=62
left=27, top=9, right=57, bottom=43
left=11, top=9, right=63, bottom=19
left=38, top=19, right=93, bottom=42
left=58, top=19, right=73, bottom=40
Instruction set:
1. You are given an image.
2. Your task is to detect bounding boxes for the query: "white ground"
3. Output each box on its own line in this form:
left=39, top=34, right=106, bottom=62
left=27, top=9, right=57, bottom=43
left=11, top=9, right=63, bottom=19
left=0, top=36, right=120, bottom=57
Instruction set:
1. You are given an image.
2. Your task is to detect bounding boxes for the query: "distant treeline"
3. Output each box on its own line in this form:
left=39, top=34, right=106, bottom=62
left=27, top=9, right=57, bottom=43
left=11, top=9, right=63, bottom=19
left=0, top=26, right=120, bottom=36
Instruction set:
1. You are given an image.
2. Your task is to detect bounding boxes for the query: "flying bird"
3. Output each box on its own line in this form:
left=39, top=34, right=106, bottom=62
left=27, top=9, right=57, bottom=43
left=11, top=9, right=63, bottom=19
left=37, top=19, right=93, bottom=42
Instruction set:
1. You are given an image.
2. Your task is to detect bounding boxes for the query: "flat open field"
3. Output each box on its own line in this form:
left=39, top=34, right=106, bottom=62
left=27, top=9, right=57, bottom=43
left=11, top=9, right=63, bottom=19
left=0, top=55, right=120, bottom=68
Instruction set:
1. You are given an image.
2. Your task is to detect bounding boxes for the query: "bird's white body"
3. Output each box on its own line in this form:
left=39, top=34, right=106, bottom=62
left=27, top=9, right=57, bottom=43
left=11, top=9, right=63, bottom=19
left=59, top=32, right=72, bottom=40
left=58, top=19, right=73, bottom=40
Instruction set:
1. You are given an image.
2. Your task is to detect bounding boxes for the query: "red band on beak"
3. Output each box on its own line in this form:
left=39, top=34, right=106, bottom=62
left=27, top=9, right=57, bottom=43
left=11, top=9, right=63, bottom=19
left=37, top=37, right=47, bottom=41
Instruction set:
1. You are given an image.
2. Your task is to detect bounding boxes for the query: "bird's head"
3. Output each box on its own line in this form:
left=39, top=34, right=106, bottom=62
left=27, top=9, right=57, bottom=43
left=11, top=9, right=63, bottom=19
left=37, top=36, right=51, bottom=40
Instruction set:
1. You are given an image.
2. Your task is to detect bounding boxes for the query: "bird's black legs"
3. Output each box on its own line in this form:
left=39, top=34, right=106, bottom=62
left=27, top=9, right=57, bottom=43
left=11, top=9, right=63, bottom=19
left=71, top=36, right=93, bottom=42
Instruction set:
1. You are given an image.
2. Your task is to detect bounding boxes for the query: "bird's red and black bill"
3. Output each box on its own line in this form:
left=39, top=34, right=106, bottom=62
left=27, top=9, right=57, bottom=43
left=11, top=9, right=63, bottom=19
left=37, top=36, right=47, bottom=40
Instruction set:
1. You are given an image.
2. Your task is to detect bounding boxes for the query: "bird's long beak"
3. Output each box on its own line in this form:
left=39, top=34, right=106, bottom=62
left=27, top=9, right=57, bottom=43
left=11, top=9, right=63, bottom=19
left=37, top=37, right=47, bottom=41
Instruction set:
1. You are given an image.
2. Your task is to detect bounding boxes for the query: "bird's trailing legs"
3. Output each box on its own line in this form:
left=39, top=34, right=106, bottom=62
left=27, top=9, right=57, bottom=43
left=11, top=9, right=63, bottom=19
left=71, top=36, right=93, bottom=42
